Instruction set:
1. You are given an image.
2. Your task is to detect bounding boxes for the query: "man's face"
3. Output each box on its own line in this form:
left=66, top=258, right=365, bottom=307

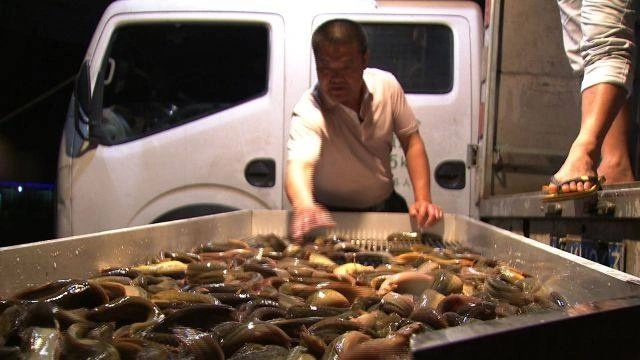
left=315, top=42, right=367, bottom=108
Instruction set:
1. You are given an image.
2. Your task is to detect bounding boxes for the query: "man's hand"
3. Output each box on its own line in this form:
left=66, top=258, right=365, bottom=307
left=291, top=205, right=336, bottom=244
left=409, top=200, right=443, bottom=228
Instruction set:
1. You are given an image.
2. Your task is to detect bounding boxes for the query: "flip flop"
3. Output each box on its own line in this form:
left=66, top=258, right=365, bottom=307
left=541, top=175, right=605, bottom=202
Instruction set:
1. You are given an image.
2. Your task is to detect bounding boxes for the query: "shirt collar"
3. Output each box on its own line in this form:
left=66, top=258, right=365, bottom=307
left=313, top=82, right=372, bottom=115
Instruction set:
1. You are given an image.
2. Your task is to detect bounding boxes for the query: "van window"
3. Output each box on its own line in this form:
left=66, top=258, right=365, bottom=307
left=363, top=23, right=453, bottom=94
left=99, top=23, right=269, bottom=144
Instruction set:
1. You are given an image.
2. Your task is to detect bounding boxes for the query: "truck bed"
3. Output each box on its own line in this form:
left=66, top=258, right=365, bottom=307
left=480, top=182, right=640, bottom=276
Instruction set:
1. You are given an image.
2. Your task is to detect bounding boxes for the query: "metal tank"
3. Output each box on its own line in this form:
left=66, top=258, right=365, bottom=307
left=1, top=210, right=639, bottom=357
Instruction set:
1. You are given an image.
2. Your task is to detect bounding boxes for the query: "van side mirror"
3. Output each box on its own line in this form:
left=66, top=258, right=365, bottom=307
left=74, top=61, right=93, bottom=141
left=74, top=60, right=112, bottom=143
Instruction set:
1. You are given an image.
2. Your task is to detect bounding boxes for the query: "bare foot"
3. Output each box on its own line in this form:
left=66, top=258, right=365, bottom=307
left=545, top=175, right=601, bottom=196
left=545, top=148, right=597, bottom=195
left=597, top=158, right=635, bottom=184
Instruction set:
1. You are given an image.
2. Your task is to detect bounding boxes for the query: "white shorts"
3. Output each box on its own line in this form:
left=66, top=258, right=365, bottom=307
left=557, top=0, right=637, bottom=95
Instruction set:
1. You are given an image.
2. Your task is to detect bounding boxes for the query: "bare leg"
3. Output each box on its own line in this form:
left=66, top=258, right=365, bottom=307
left=597, top=97, right=635, bottom=183
left=547, top=83, right=627, bottom=194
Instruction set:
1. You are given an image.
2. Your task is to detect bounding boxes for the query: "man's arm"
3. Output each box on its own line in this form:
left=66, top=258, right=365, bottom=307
left=398, top=130, right=443, bottom=227
left=285, top=159, right=316, bottom=209
left=285, top=159, right=335, bottom=243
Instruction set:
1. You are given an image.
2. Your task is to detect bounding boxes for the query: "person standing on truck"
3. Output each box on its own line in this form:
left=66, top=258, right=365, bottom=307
left=285, top=18, right=443, bottom=242
left=544, top=0, right=637, bottom=199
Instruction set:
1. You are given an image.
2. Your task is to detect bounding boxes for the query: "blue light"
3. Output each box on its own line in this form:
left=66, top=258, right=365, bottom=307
left=17, top=186, right=23, bottom=193
left=0, top=181, right=55, bottom=191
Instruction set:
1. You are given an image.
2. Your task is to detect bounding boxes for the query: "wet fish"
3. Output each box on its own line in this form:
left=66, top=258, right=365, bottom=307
left=132, top=260, right=189, bottom=278
left=150, top=303, right=237, bottom=333
left=220, top=320, right=292, bottom=357
left=11, top=279, right=109, bottom=310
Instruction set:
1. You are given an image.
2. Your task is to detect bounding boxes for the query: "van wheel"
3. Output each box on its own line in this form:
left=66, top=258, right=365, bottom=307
left=152, top=204, right=237, bottom=223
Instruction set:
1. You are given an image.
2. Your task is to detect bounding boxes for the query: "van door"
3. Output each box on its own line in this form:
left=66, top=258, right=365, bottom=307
left=60, top=12, right=285, bottom=235
left=312, top=6, right=482, bottom=217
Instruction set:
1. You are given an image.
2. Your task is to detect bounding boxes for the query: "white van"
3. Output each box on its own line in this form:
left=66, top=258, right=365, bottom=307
left=57, top=0, right=483, bottom=237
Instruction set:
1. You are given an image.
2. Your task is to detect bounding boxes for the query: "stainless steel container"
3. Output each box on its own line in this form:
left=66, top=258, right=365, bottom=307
left=2, top=210, right=639, bottom=357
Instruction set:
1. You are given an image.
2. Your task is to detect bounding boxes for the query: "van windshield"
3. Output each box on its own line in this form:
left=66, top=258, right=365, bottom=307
left=99, top=22, right=269, bottom=145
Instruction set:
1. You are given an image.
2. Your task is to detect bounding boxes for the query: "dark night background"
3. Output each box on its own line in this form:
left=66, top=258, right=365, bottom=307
left=0, top=0, right=113, bottom=245
left=0, top=1, right=491, bottom=247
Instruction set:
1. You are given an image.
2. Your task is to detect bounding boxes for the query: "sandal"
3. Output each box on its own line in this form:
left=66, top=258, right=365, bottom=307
left=541, top=175, right=605, bottom=202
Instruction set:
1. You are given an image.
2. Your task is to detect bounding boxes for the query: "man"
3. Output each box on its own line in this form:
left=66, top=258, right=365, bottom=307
left=544, top=0, right=636, bottom=200
left=286, top=19, right=443, bottom=242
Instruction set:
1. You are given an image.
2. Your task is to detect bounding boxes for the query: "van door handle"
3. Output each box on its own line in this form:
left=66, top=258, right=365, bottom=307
left=245, top=158, right=276, bottom=187
left=434, top=160, right=466, bottom=189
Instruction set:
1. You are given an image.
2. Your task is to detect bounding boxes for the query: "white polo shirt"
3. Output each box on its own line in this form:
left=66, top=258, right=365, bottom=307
left=287, top=68, right=419, bottom=208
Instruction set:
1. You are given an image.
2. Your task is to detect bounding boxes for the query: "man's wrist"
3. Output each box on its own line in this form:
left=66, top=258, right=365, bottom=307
left=293, top=198, right=317, bottom=210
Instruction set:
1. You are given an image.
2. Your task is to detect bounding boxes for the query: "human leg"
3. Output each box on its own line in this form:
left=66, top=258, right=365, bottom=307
left=547, top=83, right=626, bottom=194
left=556, top=0, right=584, bottom=73
left=579, top=0, right=636, bottom=95
left=597, top=97, right=635, bottom=183
left=547, top=0, right=636, bottom=195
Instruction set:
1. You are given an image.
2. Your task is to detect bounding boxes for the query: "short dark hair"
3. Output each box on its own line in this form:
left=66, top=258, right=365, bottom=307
left=312, top=19, right=368, bottom=56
